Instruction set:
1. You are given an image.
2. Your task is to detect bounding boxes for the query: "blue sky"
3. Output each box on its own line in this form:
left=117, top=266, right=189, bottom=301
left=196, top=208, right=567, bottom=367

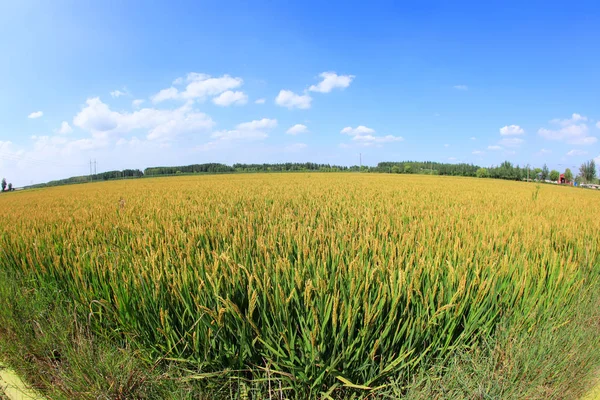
left=1, top=1, right=599, bottom=186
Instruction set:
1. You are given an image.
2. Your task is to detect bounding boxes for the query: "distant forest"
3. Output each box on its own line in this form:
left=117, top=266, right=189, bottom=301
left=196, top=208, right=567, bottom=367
left=23, top=160, right=574, bottom=189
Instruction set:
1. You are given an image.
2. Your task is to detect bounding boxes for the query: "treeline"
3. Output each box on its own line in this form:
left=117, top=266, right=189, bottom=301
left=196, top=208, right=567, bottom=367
left=375, top=160, right=554, bottom=181
left=375, top=161, right=480, bottom=176
left=23, top=159, right=598, bottom=190
left=144, top=162, right=353, bottom=175
left=232, top=162, right=350, bottom=172
left=144, top=163, right=234, bottom=175
left=27, top=169, right=144, bottom=189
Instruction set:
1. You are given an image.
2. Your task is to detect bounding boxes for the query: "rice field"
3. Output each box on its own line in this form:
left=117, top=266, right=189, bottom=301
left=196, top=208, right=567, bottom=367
left=0, top=173, right=599, bottom=396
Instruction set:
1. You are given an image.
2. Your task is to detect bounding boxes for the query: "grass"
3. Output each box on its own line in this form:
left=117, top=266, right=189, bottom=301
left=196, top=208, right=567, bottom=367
left=0, top=173, right=599, bottom=398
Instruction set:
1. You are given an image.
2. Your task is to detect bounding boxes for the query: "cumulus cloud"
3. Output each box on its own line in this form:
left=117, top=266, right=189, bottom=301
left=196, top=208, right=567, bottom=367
left=566, top=149, right=588, bottom=156
left=286, top=124, right=308, bottom=135
left=499, top=125, right=524, bottom=136
left=236, top=118, right=277, bottom=131
left=28, top=111, right=43, bottom=119
left=453, top=85, right=468, bottom=91
left=132, top=99, right=144, bottom=108
left=538, top=113, right=597, bottom=145
left=212, top=118, right=275, bottom=140
left=197, top=118, right=276, bottom=151
left=151, top=73, right=243, bottom=103
left=55, top=121, right=73, bottom=135
left=110, top=89, right=129, bottom=98
left=597, top=121, right=600, bottom=129
left=73, top=97, right=214, bottom=142
left=151, top=87, right=179, bottom=103
left=340, top=125, right=403, bottom=147
left=308, top=72, right=355, bottom=93
left=212, top=90, right=248, bottom=106
left=539, top=148, right=552, bottom=154
left=275, top=90, right=312, bottom=109
left=341, top=126, right=375, bottom=136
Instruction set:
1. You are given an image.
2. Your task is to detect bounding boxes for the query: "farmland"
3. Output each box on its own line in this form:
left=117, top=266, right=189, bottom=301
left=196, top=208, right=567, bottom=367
left=0, top=173, right=599, bottom=399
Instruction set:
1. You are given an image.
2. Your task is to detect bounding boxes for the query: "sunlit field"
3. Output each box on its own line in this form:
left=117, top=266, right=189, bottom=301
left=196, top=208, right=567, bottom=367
left=1, top=173, right=599, bottom=398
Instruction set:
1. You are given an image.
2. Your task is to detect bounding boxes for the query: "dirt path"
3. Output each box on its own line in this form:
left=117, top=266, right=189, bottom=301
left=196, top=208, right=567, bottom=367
left=581, top=369, right=600, bottom=400
left=0, top=363, right=43, bottom=400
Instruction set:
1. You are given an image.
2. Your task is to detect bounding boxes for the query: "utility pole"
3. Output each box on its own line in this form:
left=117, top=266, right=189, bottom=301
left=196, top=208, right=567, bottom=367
left=359, top=153, right=362, bottom=171
left=90, top=159, right=93, bottom=182
left=94, top=159, right=97, bottom=175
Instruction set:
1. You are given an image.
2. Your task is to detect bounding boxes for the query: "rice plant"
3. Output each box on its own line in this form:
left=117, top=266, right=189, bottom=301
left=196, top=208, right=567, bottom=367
left=0, top=173, right=598, bottom=397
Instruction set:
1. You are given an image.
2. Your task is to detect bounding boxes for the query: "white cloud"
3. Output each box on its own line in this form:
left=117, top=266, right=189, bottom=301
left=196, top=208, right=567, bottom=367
left=487, top=145, right=502, bottom=150
left=470, top=137, right=476, bottom=140
left=308, top=72, right=355, bottom=93
left=151, top=87, right=179, bottom=103
left=550, top=113, right=588, bottom=126
left=110, top=89, right=129, bottom=98
left=499, top=125, right=524, bottom=136
left=448, top=157, right=457, bottom=161
left=341, top=126, right=375, bottom=136
left=236, top=118, right=277, bottom=131
left=340, top=125, right=403, bottom=147
left=275, top=90, right=312, bottom=109
left=286, top=124, right=308, bottom=135
left=443, top=144, right=450, bottom=147
left=453, top=85, right=468, bottom=91
left=31, top=134, right=108, bottom=154
left=498, top=137, right=524, bottom=147
left=73, top=97, right=214, bottom=142
left=596, top=121, right=600, bottom=129
left=28, top=111, right=43, bottom=119
left=538, top=114, right=597, bottom=144
left=152, top=73, right=243, bottom=103
left=352, top=134, right=403, bottom=144
left=472, top=150, right=484, bottom=155
left=284, top=143, right=308, bottom=152
left=55, top=121, right=73, bottom=135
left=566, top=149, right=588, bottom=156
left=132, top=99, right=144, bottom=108
left=539, top=148, right=552, bottom=154
left=212, top=90, right=248, bottom=106
left=255, top=98, right=266, bottom=104
left=199, top=118, right=277, bottom=150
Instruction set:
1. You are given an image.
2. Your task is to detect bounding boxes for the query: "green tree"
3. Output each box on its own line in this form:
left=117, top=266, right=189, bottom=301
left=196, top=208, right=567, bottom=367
left=476, top=168, right=489, bottom=178
left=541, top=164, right=549, bottom=181
left=1, top=178, right=6, bottom=192
left=564, top=168, right=573, bottom=182
left=549, top=170, right=560, bottom=182
left=579, top=160, right=597, bottom=183
left=391, top=166, right=400, bottom=174
left=533, top=168, right=542, bottom=181
left=403, top=164, right=412, bottom=174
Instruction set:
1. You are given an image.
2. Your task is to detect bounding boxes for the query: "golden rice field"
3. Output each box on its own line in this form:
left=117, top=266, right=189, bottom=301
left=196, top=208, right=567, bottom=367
left=0, top=173, right=599, bottom=396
